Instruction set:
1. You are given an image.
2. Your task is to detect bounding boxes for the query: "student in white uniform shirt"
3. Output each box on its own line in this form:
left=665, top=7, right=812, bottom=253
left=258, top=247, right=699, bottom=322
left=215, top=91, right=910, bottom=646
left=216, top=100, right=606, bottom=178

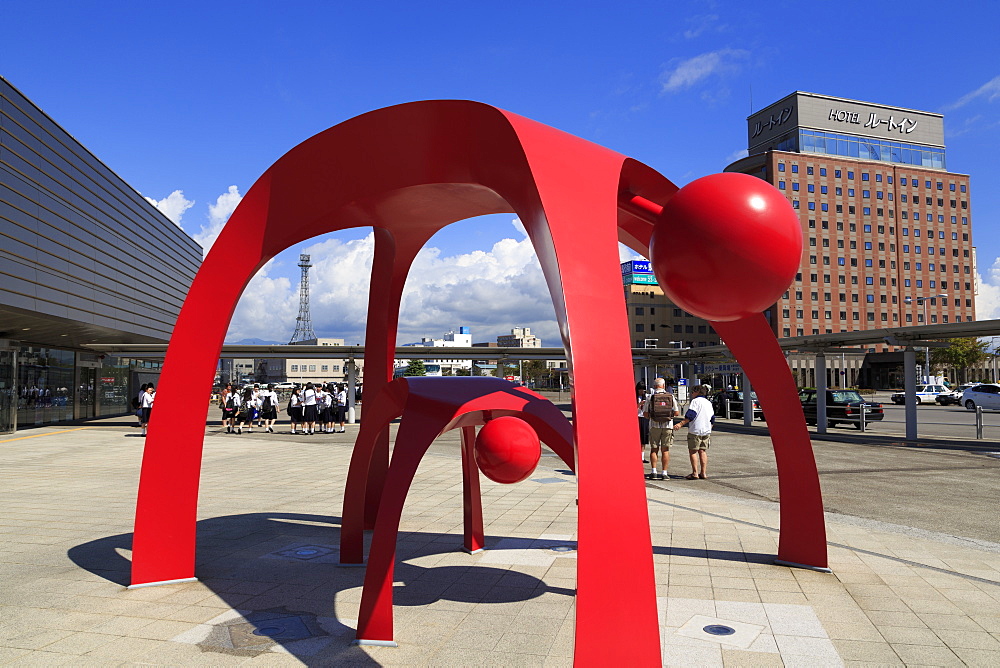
left=288, top=387, right=303, bottom=434
left=139, top=385, right=155, bottom=436
left=301, top=382, right=318, bottom=435
left=335, top=384, right=348, bottom=433
left=258, top=383, right=279, bottom=433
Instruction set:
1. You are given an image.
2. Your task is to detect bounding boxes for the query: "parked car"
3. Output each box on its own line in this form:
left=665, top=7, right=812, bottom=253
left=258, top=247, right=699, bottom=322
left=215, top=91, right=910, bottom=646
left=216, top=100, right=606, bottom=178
left=889, top=384, right=950, bottom=405
left=936, top=382, right=979, bottom=405
left=711, top=390, right=764, bottom=420
left=799, top=389, right=884, bottom=429
left=961, top=383, right=1000, bottom=411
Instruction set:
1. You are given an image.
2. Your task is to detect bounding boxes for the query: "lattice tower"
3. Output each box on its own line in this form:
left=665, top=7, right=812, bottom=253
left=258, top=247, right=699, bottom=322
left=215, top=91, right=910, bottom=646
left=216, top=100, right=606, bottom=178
left=288, top=253, right=317, bottom=343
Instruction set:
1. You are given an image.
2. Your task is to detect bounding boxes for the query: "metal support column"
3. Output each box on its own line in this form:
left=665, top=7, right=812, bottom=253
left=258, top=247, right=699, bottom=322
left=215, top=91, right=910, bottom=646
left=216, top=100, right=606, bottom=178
left=741, top=372, right=752, bottom=426
left=347, top=359, right=357, bottom=424
left=816, top=353, right=827, bottom=435
left=904, top=346, right=917, bottom=440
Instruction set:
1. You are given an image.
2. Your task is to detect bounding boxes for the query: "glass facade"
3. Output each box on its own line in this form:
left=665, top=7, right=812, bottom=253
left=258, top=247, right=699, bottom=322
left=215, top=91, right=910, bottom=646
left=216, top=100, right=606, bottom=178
left=2, top=347, right=162, bottom=431
left=771, top=129, right=946, bottom=169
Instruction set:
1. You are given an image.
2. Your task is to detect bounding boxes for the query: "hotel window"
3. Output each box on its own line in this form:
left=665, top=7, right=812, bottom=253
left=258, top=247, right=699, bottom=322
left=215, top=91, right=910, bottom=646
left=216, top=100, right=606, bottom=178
left=901, top=178, right=908, bottom=185
left=961, top=184, right=967, bottom=192
left=821, top=203, right=828, bottom=211
left=865, top=277, right=873, bottom=285
left=778, top=181, right=786, bottom=189
left=847, top=171, right=854, bottom=179
left=821, top=186, right=828, bottom=194
left=862, top=173, right=870, bottom=181
left=636, top=324, right=644, bottom=332
left=876, top=191, right=883, bottom=200
left=778, top=163, right=785, bottom=172
left=808, top=202, right=815, bottom=210
left=849, top=188, right=855, bottom=196
left=792, top=183, right=799, bottom=191
left=807, top=184, right=815, bottom=192
left=835, top=169, right=842, bottom=178
left=865, top=259, right=872, bottom=267
left=864, top=224, right=871, bottom=232
left=791, top=164, right=798, bottom=173
left=866, top=295, right=875, bottom=303
left=863, top=207, right=871, bottom=215
left=820, top=168, right=827, bottom=176
left=807, top=166, right=814, bottom=175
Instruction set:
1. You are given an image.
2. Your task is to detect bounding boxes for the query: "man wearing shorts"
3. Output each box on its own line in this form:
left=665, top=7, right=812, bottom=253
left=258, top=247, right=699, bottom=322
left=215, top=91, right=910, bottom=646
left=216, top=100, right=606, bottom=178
left=673, top=384, right=715, bottom=479
left=643, top=378, right=678, bottom=480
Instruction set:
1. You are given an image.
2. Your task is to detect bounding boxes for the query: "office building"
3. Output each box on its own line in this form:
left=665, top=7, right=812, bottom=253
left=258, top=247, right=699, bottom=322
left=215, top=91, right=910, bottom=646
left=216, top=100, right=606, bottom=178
left=262, top=338, right=355, bottom=385
left=0, top=77, right=202, bottom=432
left=726, top=92, right=975, bottom=338
left=497, top=326, right=541, bottom=348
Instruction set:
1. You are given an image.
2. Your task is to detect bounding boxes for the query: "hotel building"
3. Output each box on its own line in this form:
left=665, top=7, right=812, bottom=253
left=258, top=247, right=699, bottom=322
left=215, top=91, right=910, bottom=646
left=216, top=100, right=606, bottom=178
left=726, top=92, right=975, bottom=338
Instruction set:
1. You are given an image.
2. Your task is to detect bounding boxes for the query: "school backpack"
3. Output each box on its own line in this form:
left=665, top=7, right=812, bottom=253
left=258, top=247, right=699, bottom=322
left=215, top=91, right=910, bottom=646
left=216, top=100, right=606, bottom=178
left=262, top=394, right=273, bottom=411
left=648, top=392, right=675, bottom=422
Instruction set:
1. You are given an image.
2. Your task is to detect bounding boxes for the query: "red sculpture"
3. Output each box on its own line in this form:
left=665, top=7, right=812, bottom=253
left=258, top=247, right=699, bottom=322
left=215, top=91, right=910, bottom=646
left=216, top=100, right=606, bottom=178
left=342, top=376, right=574, bottom=644
left=129, top=100, right=827, bottom=665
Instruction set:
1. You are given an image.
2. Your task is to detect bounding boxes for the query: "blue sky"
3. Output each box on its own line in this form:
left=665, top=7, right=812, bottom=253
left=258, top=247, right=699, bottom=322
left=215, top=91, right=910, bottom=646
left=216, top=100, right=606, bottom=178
left=4, top=1, right=999, bottom=345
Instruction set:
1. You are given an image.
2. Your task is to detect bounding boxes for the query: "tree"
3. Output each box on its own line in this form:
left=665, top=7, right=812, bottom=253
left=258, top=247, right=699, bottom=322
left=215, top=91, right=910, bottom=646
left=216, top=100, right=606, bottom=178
left=520, top=360, right=548, bottom=386
left=930, top=338, right=990, bottom=383
left=403, top=359, right=426, bottom=376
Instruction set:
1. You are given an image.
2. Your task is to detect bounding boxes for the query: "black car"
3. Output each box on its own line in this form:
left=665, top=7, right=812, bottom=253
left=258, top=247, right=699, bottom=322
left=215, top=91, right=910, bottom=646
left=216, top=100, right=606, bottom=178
left=711, top=390, right=764, bottom=420
left=799, top=389, right=884, bottom=429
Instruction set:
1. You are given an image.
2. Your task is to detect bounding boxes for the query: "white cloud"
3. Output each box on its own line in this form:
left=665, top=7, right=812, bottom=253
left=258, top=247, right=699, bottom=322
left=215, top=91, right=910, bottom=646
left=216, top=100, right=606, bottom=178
left=975, top=258, right=1000, bottom=320
left=225, top=219, right=574, bottom=346
left=660, top=49, right=749, bottom=93
left=943, top=75, right=1000, bottom=111
left=683, top=13, right=720, bottom=39
left=144, top=190, right=193, bottom=226
left=193, top=185, right=243, bottom=254
left=724, top=148, right=749, bottom=164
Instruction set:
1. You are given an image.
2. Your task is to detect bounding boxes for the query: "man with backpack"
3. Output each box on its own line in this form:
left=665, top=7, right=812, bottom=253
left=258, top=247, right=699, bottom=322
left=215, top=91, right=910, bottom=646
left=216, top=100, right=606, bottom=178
left=643, top=377, right=679, bottom=480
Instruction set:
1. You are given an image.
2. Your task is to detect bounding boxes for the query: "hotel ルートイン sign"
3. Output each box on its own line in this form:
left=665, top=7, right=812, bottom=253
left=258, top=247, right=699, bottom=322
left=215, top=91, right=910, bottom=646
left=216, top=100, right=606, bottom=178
left=752, top=105, right=920, bottom=139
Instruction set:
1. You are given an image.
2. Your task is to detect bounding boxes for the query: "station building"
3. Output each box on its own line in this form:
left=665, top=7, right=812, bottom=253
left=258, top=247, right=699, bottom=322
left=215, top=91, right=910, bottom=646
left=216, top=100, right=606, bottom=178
left=0, top=77, right=201, bottom=433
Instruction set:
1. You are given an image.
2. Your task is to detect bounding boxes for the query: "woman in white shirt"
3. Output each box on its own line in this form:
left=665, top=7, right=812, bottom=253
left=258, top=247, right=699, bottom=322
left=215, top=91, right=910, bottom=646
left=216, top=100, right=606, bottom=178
left=288, top=388, right=303, bottom=434
left=335, top=384, right=348, bottom=433
left=301, top=382, right=318, bottom=435
left=259, top=383, right=279, bottom=433
left=139, top=385, right=155, bottom=436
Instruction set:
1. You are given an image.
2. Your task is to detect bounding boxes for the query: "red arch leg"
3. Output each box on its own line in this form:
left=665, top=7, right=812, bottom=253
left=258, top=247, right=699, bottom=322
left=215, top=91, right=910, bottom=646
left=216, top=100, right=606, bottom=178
left=712, top=314, right=828, bottom=569
left=361, top=228, right=430, bottom=530
left=460, top=425, right=485, bottom=553
left=355, top=412, right=440, bottom=644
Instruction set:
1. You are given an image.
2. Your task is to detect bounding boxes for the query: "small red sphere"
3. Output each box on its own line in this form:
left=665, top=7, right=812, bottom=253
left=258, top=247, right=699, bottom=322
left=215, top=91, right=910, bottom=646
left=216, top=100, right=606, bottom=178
left=650, top=172, right=802, bottom=322
left=474, top=417, right=541, bottom=484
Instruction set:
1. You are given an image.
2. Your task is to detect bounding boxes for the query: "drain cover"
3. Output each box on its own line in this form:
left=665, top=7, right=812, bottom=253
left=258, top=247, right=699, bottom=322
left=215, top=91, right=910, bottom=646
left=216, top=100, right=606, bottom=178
left=550, top=545, right=575, bottom=552
left=703, top=624, right=736, bottom=636
left=252, top=625, right=288, bottom=637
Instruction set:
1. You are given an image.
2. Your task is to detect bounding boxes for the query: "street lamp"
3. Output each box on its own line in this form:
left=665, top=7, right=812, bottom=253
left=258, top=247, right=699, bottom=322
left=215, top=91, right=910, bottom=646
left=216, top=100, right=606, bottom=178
left=643, top=339, right=658, bottom=387
left=905, top=293, right=948, bottom=382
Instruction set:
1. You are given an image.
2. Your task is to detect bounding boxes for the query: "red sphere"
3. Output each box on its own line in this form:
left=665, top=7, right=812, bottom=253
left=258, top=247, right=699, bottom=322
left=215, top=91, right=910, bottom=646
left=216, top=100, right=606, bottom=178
left=649, top=172, right=802, bottom=322
left=474, top=417, right=541, bottom=484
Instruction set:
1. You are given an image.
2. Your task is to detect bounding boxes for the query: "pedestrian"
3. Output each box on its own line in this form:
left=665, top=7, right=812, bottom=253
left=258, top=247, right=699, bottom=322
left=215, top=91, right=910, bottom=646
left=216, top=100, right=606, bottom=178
left=252, top=384, right=263, bottom=427
left=643, top=378, right=678, bottom=480
left=259, top=383, right=279, bottom=433
left=288, top=387, right=303, bottom=434
left=219, top=382, right=236, bottom=433
left=316, top=383, right=332, bottom=433
left=335, top=383, right=348, bottom=433
left=674, top=384, right=715, bottom=479
left=234, top=387, right=255, bottom=434
left=134, top=383, right=148, bottom=425
left=139, top=384, right=155, bottom=436
left=636, top=381, right=649, bottom=463
left=301, top=382, right=317, bottom=435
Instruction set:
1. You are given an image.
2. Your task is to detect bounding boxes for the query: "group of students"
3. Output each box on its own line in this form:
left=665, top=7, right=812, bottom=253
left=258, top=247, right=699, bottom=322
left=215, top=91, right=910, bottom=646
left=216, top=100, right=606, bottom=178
left=218, top=383, right=281, bottom=434
left=637, top=378, right=714, bottom=481
left=285, top=382, right=349, bottom=434
left=217, top=381, right=350, bottom=435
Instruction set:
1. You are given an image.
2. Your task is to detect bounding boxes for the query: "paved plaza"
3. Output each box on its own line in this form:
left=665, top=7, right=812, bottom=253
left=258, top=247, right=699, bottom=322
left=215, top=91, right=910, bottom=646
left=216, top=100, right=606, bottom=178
left=2, top=413, right=1000, bottom=666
